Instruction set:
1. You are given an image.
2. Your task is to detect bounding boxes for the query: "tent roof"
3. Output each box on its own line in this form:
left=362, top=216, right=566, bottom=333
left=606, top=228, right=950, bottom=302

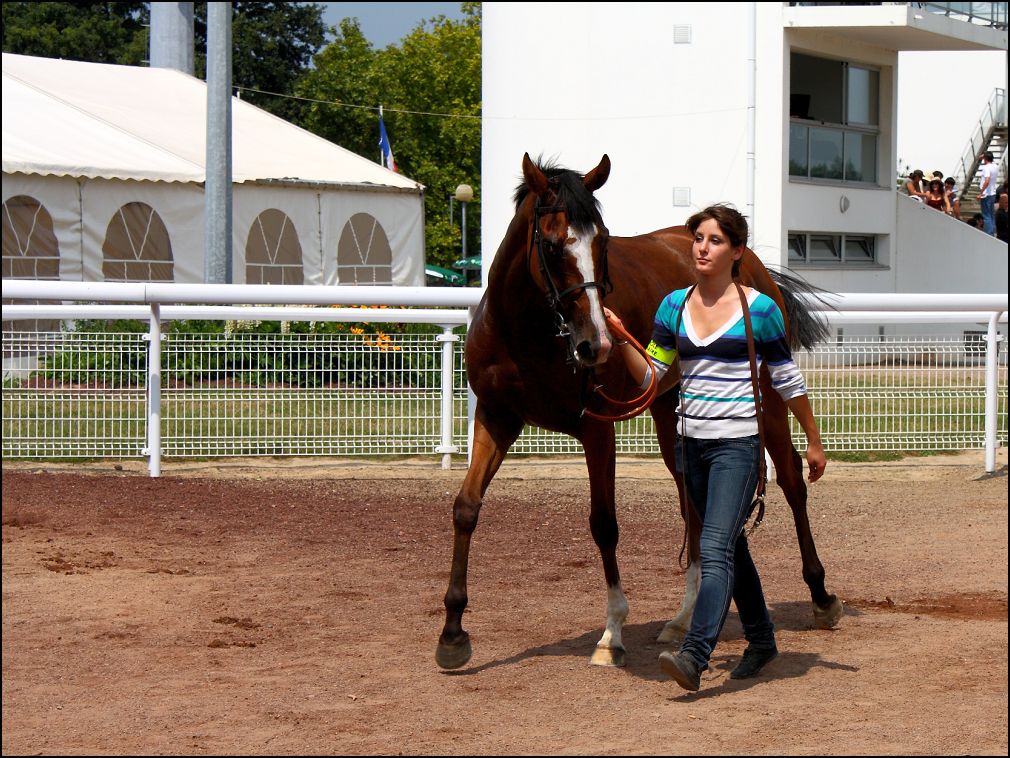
left=1, top=53, right=422, bottom=190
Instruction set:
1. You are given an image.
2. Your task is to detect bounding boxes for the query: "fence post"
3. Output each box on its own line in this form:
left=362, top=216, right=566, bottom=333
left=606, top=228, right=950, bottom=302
left=144, top=303, right=163, bottom=478
left=435, top=327, right=460, bottom=469
left=466, top=305, right=477, bottom=465
left=984, top=311, right=1003, bottom=474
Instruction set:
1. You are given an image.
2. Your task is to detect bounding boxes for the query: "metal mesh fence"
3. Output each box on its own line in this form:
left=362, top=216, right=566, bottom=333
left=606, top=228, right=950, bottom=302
left=2, top=328, right=1007, bottom=460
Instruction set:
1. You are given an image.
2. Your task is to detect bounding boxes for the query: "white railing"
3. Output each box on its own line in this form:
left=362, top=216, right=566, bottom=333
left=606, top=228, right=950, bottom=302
left=3, top=281, right=1007, bottom=475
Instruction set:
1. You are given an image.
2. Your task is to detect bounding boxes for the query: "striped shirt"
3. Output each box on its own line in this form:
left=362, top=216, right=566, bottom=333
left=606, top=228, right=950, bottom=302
left=648, top=287, right=807, bottom=439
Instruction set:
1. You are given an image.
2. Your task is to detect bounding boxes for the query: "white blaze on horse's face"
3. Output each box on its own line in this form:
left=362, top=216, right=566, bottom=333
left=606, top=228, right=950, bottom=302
left=565, top=223, right=612, bottom=366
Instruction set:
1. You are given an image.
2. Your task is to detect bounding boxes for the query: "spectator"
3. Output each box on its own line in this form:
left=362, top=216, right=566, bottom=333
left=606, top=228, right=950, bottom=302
left=923, top=177, right=951, bottom=214
left=996, top=191, right=1009, bottom=243
left=968, top=213, right=985, bottom=230
left=944, top=177, right=961, bottom=220
left=977, top=151, right=998, bottom=235
left=904, top=170, right=927, bottom=201
left=931, top=170, right=944, bottom=181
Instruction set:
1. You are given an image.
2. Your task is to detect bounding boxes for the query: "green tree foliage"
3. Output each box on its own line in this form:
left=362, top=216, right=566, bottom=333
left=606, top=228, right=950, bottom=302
left=1, top=2, right=325, bottom=122
left=1, top=2, right=149, bottom=65
left=297, top=3, right=482, bottom=269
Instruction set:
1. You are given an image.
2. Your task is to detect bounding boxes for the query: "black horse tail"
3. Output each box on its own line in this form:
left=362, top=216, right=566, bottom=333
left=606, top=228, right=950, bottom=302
left=768, top=269, right=833, bottom=351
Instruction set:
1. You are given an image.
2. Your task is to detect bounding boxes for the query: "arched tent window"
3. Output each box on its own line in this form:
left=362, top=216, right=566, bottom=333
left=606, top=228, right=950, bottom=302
left=102, top=202, right=174, bottom=281
left=245, top=209, right=304, bottom=285
left=337, top=213, right=392, bottom=285
left=2, top=195, right=61, bottom=337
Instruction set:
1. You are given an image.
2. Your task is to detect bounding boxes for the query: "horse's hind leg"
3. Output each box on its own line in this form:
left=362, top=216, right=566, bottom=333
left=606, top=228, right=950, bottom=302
left=436, top=405, right=523, bottom=669
left=762, top=386, right=843, bottom=628
left=581, top=421, right=629, bottom=667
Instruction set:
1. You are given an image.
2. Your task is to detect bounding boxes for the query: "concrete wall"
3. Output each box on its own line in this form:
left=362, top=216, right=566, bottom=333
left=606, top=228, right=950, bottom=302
left=483, top=2, right=757, bottom=266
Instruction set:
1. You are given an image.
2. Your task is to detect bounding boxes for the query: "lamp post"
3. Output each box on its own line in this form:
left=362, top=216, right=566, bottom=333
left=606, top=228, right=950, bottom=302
left=454, top=183, right=473, bottom=260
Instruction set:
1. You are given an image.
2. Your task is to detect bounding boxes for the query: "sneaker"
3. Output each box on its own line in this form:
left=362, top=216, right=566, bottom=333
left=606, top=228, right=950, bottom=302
left=659, top=651, right=701, bottom=691
left=730, top=645, right=778, bottom=679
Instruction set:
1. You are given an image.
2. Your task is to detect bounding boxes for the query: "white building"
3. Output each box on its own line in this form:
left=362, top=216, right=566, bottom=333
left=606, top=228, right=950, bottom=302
left=481, top=2, right=1007, bottom=301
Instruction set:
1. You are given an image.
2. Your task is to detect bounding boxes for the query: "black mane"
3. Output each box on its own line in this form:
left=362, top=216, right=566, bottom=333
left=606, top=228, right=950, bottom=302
left=513, top=157, right=604, bottom=234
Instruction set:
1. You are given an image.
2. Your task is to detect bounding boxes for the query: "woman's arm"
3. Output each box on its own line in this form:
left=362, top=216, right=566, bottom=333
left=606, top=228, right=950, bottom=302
left=604, top=308, right=680, bottom=395
left=784, top=393, right=826, bottom=482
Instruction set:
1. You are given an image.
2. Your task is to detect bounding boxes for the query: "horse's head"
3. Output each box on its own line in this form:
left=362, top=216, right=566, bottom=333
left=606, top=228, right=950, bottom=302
left=516, top=153, right=613, bottom=368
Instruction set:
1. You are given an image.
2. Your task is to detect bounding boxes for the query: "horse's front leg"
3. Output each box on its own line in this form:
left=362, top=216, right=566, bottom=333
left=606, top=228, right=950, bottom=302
left=581, top=421, right=628, bottom=667
left=436, top=406, right=522, bottom=669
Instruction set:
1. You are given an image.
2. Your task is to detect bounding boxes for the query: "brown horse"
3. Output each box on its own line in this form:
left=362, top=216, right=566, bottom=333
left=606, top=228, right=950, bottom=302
left=435, top=154, right=842, bottom=670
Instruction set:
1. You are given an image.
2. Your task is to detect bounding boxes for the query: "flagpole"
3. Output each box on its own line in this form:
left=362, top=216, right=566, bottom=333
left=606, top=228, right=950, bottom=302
left=378, top=104, right=384, bottom=164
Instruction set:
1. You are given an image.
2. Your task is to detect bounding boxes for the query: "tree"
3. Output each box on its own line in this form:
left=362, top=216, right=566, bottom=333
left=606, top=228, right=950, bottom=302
left=2, top=2, right=148, bottom=65
left=298, top=4, right=482, bottom=270
left=1, top=2, right=325, bottom=122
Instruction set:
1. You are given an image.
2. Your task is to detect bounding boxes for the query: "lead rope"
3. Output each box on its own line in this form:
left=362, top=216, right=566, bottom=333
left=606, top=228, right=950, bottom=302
left=582, top=315, right=658, bottom=422
left=736, top=282, right=767, bottom=535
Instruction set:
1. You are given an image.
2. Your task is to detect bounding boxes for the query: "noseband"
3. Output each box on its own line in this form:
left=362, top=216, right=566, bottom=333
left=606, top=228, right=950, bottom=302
left=528, top=200, right=612, bottom=344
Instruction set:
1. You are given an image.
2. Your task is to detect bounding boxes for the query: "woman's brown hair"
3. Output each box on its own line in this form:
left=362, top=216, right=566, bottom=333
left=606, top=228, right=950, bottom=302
left=686, top=204, right=749, bottom=277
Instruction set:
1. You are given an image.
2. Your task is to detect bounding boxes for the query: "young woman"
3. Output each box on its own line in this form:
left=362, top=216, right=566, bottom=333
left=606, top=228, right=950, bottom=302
left=606, top=204, right=825, bottom=692
left=924, top=177, right=952, bottom=214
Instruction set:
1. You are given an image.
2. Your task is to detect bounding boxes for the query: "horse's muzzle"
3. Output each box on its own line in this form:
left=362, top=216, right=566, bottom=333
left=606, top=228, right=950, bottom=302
left=573, top=334, right=613, bottom=368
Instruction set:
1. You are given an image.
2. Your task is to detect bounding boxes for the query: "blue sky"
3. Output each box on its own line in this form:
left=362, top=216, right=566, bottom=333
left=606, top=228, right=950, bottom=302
left=318, top=2, right=466, bottom=47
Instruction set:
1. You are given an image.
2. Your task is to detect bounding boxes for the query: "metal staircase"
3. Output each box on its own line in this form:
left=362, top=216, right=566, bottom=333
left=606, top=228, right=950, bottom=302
left=951, top=88, right=1007, bottom=218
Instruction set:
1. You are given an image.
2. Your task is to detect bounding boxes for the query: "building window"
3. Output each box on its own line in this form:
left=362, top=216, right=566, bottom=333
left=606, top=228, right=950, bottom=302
left=102, top=202, right=174, bottom=282
left=245, top=209, right=304, bottom=285
left=789, top=52, right=879, bottom=184
left=789, top=232, right=877, bottom=266
left=337, top=213, right=392, bottom=285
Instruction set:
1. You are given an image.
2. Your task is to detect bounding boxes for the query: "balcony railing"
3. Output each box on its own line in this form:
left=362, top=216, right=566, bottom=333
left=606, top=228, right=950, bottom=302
left=790, top=2, right=1009, bottom=31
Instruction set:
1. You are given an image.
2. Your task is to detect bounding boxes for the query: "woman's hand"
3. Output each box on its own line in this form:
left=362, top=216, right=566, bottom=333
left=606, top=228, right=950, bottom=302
left=806, top=440, right=827, bottom=482
left=603, top=307, right=624, bottom=331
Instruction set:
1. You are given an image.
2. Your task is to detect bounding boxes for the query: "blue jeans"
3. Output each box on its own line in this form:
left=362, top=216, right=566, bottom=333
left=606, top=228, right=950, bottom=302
left=675, top=435, right=775, bottom=670
left=980, top=195, right=996, bottom=235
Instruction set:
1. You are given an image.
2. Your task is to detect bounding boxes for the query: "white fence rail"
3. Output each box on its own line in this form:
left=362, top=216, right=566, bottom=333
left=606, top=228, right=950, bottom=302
left=3, top=281, right=1007, bottom=475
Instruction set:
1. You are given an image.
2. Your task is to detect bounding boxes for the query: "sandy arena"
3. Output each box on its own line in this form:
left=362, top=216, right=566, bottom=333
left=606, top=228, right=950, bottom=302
left=2, top=450, right=1007, bottom=755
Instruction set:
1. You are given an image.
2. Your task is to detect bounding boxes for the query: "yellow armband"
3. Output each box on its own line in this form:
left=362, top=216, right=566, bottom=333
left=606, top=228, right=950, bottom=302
left=645, top=340, right=677, bottom=367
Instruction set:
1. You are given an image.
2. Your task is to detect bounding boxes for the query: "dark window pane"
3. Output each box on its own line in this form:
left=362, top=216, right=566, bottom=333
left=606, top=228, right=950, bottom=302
left=791, top=53, right=843, bottom=124
left=809, top=235, right=840, bottom=262
left=789, top=124, right=809, bottom=177
left=844, top=132, right=876, bottom=182
left=810, top=128, right=844, bottom=180
left=844, top=236, right=874, bottom=263
left=788, top=234, right=806, bottom=263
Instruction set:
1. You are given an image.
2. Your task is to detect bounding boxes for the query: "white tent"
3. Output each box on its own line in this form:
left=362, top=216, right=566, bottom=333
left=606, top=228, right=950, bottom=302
left=1, top=53, right=426, bottom=288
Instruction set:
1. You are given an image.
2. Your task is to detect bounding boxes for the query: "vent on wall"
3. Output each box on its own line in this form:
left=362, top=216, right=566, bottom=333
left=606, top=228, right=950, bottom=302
left=672, top=187, right=691, bottom=207
left=673, top=25, right=692, bottom=44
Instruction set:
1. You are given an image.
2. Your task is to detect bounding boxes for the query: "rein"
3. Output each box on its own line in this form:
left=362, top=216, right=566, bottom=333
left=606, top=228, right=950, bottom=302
left=582, top=318, right=658, bottom=422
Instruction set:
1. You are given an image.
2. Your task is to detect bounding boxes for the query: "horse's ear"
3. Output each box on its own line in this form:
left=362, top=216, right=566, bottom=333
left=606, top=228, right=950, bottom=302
left=583, top=154, right=611, bottom=192
left=522, top=152, right=550, bottom=195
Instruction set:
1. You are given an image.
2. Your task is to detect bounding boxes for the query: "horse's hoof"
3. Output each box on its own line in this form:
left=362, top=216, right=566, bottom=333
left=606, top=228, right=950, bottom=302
left=435, top=634, right=473, bottom=670
left=813, top=596, right=844, bottom=629
left=590, top=645, right=626, bottom=667
left=656, top=622, right=686, bottom=644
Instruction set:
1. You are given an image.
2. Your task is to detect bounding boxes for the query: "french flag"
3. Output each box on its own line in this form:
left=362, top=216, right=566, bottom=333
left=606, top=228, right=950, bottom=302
left=378, top=110, right=397, bottom=173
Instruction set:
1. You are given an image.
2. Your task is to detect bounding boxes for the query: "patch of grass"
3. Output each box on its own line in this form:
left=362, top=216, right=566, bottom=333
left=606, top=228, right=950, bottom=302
left=826, top=450, right=952, bottom=463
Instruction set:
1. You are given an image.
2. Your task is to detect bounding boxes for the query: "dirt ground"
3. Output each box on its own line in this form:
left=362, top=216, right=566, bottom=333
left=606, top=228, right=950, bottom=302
left=2, top=450, right=1007, bottom=756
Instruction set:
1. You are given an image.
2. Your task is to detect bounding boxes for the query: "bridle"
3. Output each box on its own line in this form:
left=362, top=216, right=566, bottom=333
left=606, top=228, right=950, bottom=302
left=527, top=198, right=612, bottom=347
left=526, top=196, right=657, bottom=422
